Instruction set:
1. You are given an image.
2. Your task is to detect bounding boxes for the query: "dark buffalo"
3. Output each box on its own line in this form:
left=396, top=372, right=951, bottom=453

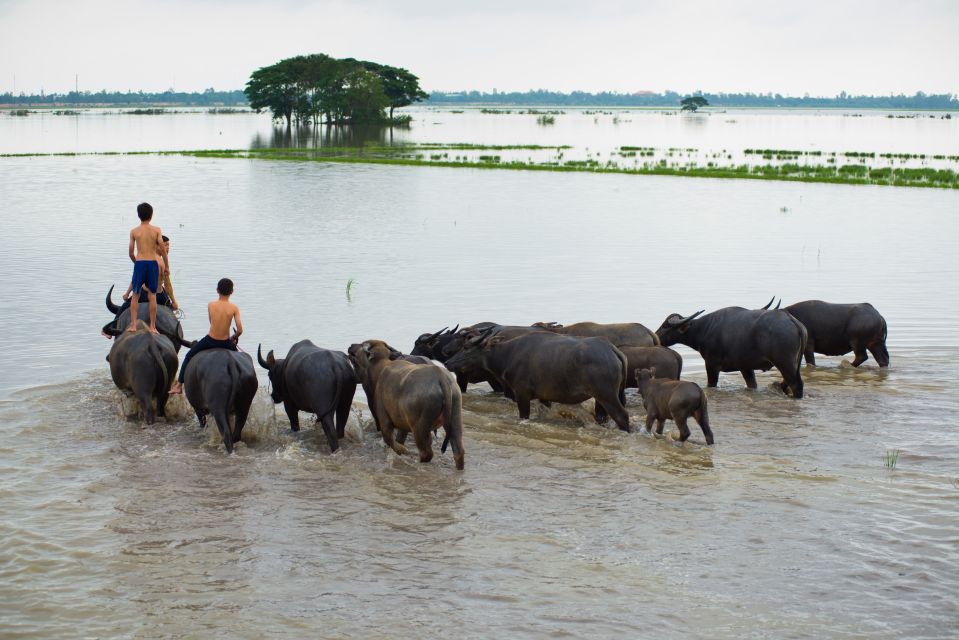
left=785, top=300, right=889, bottom=367
left=350, top=339, right=464, bottom=470
left=655, top=307, right=807, bottom=398
left=635, top=368, right=713, bottom=444
left=107, top=324, right=179, bottom=424
left=620, top=346, right=683, bottom=388
left=257, top=340, right=358, bottom=452
left=102, top=285, right=191, bottom=352
left=412, top=322, right=501, bottom=393
left=445, top=330, right=631, bottom=431
left=183, top=349, right=258, bottom=453
left=439, top=324, right=546, bottom=393
left=532, top=321, right=659, bottom=347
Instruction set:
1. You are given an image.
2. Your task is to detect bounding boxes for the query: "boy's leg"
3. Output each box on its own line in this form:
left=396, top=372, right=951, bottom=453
left=127, top=294, right=139, bottom=332
left=148, top=291, right=158, bottom=333
left=170, top=337, right=212, bottom=394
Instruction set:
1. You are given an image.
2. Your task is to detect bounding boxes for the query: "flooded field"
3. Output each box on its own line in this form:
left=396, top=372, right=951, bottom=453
left=1, top=112, right=958, bottom=637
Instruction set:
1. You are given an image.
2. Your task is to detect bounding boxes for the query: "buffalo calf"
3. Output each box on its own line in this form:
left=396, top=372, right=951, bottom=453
left=635, top=368, right=714, bottom=445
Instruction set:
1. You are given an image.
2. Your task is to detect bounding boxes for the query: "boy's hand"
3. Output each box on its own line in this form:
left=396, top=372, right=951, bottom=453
left=122, top=291, right=131, bottom=301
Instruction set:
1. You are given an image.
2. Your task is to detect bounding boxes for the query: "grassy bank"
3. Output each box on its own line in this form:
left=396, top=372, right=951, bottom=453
left=3, top=144, right=957, bottom=189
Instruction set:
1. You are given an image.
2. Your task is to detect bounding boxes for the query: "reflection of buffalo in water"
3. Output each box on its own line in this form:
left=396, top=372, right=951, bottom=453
left=784, top=300, right=889, bottom=367
left=636, top=368, right=713, bottom=445
left=656, top=306, right=807, bottom=398
left=350, top=339, right=464, bottom=470
left=257, top=340, right=357, bottom=453
left=445, top=329, right=631, bottom=432
left=183, top=349, right=258, bottom=454
left=102, top=286, right=191, bottom=352
left=107, top=325, right=179, bottom=424
left=532, top=321, right=659, bottom=347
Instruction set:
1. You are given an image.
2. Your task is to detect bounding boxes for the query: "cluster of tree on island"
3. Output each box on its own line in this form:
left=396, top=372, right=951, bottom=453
left=244, top=54, right=428, bottom=127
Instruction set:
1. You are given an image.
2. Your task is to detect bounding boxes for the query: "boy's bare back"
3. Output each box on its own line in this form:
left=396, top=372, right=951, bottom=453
left=207, top=298, right=242, bottom=341
left=130, top=223, right=163, bottom=261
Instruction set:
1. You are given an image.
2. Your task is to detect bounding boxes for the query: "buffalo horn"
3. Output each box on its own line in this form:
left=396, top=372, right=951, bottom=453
left=761, top=296, right=775, bottom=310
left=257, top=344, right=271, bottom=369
left=106, top=284, right=120, bottom=315
left=774, top=298, right=782, bottom=310
left=426, top=326, right=448, bottom=343
left=669, top=310, right=705, bottom=326
left=447, top=324, right=459, bottom=335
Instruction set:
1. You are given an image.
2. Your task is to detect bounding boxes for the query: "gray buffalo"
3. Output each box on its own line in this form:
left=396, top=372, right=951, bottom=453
left=620, top=346, right=683, bottom=387
left=635, top=368, right=713, bottom=444
left=350, top=339, right=465, bottom=470
left=103, top=285, right=191, bottom=352
left=445, top=329, right=631, bottom=431
left=107, top=324, right=179, bottom=424
left=784, top=300, right=889, bottom=367
left=532, top=321, right=659, bottom=347
left=257, top=341, right=357, bottom=452
left=183, top=349, right=258, bottom=453
left=655, top=306, right=807, bottom=398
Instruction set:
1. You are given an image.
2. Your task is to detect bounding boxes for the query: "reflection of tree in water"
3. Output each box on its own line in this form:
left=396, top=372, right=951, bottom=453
left=250, top=124, right=412, bottom=150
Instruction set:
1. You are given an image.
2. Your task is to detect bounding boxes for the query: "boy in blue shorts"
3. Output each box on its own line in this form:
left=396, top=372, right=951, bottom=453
left=127, top=202, right=169, bottom=334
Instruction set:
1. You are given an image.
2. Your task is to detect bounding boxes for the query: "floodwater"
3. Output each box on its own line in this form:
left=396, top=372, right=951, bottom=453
left=1, top=111, right=958, bottom=638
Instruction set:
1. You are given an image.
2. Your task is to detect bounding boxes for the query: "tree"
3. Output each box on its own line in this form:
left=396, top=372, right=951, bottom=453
left=245, top=54, right=428, bottom=126
left=680, top=95, right=709, bottom=112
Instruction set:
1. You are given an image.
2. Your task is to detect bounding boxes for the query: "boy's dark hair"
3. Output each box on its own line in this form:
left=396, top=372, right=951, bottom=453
left=137, top=202, right=153, bottom=221
left=217, top=278, right=234, bottom=296
left=161, top=235, right=169, bottom=242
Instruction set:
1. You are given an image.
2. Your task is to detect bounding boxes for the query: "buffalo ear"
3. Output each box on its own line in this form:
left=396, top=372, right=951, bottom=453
left=267, top=350, right=276, bottom=368
left=678, top=324, right=690, bottom=334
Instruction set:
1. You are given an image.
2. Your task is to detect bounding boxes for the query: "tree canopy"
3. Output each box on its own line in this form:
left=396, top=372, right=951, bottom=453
left=244, top=54, right=428, bottom=127
left=680, top=96, right=709, bottom=112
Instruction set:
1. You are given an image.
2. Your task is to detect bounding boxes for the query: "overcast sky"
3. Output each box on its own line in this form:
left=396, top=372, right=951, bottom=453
left=1, top=0, right=957, bottom=96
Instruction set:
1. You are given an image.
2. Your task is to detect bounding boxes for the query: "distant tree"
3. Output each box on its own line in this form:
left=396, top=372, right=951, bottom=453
left=680, top=95, right=709, bottom=112
left=245, top=59, right=300, bottom=128
left=350, top=60, right=429, bottom=119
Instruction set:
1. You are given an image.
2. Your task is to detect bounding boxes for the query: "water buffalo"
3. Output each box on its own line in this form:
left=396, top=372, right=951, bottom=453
left=350, top=339, right=464, bottom=470
left=445, top=329, right=631, bottom=431
left=532, top=321, right=659, bottom=347
left=620, top=346, right=683, bottom=388
left=183, top=348, right=258, bottom=453
left=102, top=285, right=191, bottom=352
left=257, top=341, right=357, bottom=452
left=784, top=300, right=889, bottom=367
left=107, top=323, right=179, bottom=424
left=635, top=368, right=713, bottom=444
left=655, top=307, right=807, bottom=398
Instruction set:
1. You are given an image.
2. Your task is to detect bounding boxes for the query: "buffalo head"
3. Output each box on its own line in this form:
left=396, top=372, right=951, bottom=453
left=655, top=311, right=705, bottom=346
left=257, top=344, right=285, bottom=403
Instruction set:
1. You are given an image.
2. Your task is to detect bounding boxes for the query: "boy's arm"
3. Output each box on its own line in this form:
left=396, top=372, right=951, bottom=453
left=232, top=307, right=243, bottom=343
left=156, top=228, right=169, bottom=272
left=128, top=230, right=136, bottom=262
left=122, top=282, right=134, bottom=301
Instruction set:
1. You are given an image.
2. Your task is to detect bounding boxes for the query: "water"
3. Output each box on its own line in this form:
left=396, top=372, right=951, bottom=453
left=1, top=111, right=958, bottom=638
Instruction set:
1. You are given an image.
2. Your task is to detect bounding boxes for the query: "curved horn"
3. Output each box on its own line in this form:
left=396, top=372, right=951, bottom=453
left=257, top=344, right=271, bottom=369
left=774, top=298, right=781, bottom=310
left=668, top=310, right=705, bottom=326
left=447, top=324, right=459, bottom=335
left=106, top=284, right=120, bottom=314
left=761, top=296, right=775, bottom=310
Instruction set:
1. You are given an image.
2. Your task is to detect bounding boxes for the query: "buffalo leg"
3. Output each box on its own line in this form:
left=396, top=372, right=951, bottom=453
left=597, top=397, right=630, bottom=432
left=741, top=369, right=758, bottom=389
left=594, top=402, right=609, bottom=424
left=455, top=372, right=469, bottom=393
left=413, top=427, right=434, bottom=464
left=396, top=431, right=409, bottom=445
left=706, top=363, right=720, bottom=387
left=319, top=413, right=339, bottom=453
left=335, top=384, right=356, bottom=439
left=851, top=348, right=869, bottom=367
left=803, top=339, right=816, bottom=366
left=675, top=416, right=691, bottom=442
left=516, top=395, right=532, bottom=420
left=644, top=413, right=655, bottom=434
left=233, top=405, right=251, bottom=445
left=655, top=418, right=666, bottom=435
left=869, top=341, right=890, bottom=368
left=195, top=411, right=207, bottom=429
left=284, top=402, right=300, bottom=432
left=376, top=408, right=407, bottom=455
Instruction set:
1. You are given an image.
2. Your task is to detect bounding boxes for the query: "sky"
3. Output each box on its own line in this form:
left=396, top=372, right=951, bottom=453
left=1, top=0, right=957, bottom=96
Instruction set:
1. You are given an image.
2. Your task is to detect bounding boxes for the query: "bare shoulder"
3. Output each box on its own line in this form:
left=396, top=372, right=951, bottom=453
left=230, top=302, right=241, bottom=315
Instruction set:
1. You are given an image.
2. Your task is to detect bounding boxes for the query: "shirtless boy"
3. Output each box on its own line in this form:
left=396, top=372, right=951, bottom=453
left=127, top=202, right=169, bottom=333
left=169, top=278, right=243, bottom=395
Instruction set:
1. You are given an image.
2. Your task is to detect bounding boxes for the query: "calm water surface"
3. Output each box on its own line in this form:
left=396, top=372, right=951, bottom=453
left=1, top=116, right=958, bottom=638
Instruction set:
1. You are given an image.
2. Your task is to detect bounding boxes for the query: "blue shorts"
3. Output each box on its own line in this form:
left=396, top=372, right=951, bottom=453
left=131, top=260, right=159, bottom=295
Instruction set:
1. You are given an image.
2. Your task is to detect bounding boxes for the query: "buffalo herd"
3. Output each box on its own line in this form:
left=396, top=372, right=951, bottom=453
left=103, top=289, right=890, bottom=467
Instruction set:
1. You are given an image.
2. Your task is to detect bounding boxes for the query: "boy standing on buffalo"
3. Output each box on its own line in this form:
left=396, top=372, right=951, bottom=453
left=127, top=202, right=169, bottom=334
left=169, top=278, right=243, bottom=395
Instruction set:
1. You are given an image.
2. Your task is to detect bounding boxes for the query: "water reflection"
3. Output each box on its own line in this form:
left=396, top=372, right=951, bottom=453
left=250, top=123, right=413, bottom=149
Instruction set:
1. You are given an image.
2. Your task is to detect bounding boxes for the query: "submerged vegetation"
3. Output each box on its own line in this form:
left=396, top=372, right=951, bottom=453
left=5, top=141, right=957, bottom=189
